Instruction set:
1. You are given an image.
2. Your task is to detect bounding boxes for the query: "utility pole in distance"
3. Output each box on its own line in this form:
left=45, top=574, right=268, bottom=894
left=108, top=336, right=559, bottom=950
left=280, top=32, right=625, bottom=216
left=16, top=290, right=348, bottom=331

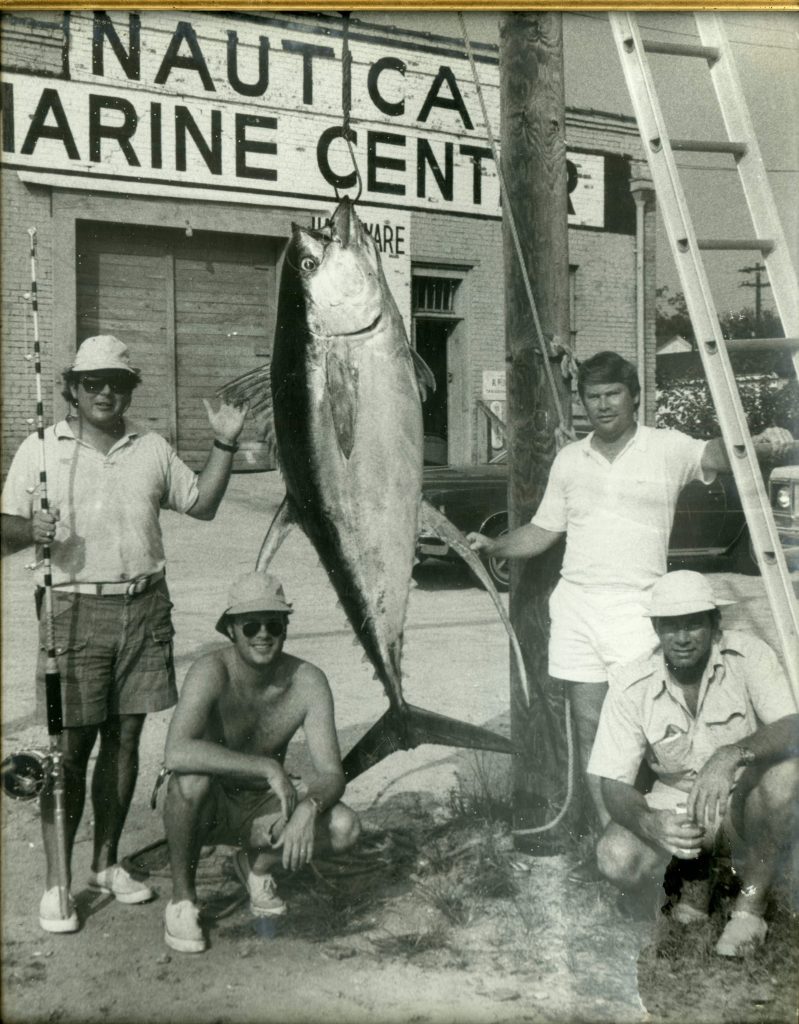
left=738, top=262, right=770, bottom=335
left=500, top=12, right=576, bottom=853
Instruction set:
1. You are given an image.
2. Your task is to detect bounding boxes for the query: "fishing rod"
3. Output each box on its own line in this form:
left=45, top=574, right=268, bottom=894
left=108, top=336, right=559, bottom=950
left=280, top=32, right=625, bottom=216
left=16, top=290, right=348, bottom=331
left=0, top=228, right=70, bottom=919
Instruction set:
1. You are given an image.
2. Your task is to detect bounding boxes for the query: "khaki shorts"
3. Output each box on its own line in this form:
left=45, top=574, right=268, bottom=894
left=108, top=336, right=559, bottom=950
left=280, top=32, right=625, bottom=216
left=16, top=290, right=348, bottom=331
left=203, top=777, right=308, bottom=849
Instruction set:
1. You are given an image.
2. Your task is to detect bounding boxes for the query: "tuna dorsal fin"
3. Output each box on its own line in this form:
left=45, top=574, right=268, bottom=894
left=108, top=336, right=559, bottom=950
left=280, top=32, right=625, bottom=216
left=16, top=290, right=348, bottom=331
left=410, top=348, right=436, bottom=402
left=325, top=349, right=358, bottom=459
left=216, top=362, right=277, bottom=466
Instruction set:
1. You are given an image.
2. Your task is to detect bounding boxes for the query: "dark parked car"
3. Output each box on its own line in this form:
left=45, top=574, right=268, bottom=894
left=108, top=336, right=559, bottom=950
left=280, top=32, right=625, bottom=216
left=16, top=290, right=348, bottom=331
left=417, top=451, right=764, bottom=591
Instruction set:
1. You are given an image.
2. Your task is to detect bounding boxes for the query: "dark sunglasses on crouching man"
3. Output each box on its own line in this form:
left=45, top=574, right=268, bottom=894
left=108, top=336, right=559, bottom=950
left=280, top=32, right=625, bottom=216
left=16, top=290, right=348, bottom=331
left=237, top=618, right=286, bottom=638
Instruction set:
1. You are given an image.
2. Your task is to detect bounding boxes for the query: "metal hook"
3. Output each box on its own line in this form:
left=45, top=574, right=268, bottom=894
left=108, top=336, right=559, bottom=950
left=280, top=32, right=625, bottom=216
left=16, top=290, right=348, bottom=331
left=333, top=12, right=362, bottom=205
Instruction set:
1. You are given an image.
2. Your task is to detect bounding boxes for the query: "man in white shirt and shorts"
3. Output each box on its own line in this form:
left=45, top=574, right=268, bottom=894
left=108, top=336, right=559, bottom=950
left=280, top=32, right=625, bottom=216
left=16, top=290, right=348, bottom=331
left=468, top=350, right=793, bottom=881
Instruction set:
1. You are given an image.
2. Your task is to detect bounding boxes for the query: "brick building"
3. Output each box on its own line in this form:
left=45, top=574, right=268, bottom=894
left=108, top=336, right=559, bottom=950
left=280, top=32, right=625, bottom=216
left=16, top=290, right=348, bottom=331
left=1, top=10, right=656, bottom=474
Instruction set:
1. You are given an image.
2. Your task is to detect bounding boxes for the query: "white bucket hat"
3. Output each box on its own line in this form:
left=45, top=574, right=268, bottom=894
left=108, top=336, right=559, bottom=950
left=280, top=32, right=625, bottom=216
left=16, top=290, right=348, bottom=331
left=215, top=572, right=294, bottom=635
left=648, top=571, right=735, bottom=618
left=70, top=335, right=140, bottom=376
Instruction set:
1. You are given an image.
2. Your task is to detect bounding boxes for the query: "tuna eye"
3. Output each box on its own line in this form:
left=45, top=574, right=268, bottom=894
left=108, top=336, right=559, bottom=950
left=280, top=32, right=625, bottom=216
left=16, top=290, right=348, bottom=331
left=300, top=256, right=318, bottom=271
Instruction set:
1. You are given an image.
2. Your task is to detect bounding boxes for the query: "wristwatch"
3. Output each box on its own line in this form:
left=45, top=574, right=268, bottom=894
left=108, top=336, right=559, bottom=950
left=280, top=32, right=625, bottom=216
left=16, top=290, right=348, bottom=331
left=733, top=745, right=756, bottom=767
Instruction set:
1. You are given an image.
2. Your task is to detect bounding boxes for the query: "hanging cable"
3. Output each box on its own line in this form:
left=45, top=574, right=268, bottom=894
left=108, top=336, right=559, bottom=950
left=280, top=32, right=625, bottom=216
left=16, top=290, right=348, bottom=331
left=459, top=15, right=577, bottom=838
left=458, top=13, right=576, bottom=450
left=336, top=11, right=362, bottom=203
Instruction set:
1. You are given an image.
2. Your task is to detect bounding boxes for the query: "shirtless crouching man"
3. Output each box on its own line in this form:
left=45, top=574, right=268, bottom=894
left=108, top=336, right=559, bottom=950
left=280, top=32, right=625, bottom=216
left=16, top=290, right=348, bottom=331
left=162, top=572, right=360, bottom=953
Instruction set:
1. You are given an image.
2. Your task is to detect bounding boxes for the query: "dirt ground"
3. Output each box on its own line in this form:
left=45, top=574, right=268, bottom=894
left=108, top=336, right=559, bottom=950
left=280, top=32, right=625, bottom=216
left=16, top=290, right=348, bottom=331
left=2, top=471, right=797, bottom=1024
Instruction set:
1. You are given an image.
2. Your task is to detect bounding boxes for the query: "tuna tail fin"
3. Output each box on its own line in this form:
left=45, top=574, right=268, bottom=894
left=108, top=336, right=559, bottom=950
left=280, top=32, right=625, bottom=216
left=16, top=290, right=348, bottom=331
left=341, top=703, right=514, bottom=781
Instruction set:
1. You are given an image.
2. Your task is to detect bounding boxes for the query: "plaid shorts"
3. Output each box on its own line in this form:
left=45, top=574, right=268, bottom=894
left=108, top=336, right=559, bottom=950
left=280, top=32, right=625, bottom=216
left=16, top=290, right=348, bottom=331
left=36, top=579, right=177, bottom=727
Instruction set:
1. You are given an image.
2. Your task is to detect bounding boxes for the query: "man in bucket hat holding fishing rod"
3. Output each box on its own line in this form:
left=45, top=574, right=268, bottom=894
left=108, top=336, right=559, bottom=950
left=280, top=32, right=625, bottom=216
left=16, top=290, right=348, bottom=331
left=588, top=570, right=799, bottom=957
left=160, top=571, right=360, bottom=954
left=1, top=334, right=248, bottom=934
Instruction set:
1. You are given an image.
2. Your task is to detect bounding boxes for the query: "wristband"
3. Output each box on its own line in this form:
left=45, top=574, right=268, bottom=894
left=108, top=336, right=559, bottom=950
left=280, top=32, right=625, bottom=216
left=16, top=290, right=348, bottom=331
left=213, top=438, right=239, bottom=454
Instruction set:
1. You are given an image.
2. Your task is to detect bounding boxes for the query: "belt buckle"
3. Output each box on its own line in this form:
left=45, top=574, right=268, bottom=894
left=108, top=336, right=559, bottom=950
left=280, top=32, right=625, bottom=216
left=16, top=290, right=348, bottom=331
left=126, top=576, right=149, bottom=597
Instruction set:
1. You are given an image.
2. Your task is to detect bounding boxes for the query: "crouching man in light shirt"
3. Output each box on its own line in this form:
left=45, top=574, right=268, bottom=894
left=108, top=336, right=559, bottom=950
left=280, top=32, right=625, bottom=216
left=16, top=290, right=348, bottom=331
left=588, top=571, right=798, bottom=957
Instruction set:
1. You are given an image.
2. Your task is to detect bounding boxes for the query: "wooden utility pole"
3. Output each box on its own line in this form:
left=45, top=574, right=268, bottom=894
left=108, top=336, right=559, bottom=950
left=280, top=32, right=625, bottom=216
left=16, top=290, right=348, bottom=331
left=500, top=12, right=576, bottom=853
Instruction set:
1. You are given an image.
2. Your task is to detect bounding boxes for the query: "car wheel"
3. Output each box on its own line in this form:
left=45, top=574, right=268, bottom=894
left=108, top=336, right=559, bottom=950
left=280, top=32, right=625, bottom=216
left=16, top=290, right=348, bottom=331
left=482, top=520, right=510, bottom=592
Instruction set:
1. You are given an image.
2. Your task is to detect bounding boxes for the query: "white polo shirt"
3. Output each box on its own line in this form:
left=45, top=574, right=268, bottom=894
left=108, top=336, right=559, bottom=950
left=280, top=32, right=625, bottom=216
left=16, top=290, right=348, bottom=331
left=1, top=419, right=199, bottom=586
left=588, top=631, right=797, bottom=793
left=532, top=425, right=712, bottom=591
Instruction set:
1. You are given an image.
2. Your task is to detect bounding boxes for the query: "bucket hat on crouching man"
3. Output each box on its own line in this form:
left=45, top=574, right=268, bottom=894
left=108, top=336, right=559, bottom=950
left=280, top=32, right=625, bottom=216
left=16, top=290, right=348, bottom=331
left=647, top=570, right=735, bottom=619
left=215, top=572, right=294, bottom=636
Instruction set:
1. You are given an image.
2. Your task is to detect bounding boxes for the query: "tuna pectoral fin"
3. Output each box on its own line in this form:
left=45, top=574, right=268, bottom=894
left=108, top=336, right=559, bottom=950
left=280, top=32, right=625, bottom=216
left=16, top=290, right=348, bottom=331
left=410, top=348, right=436, bottom=402
left=341, top=703, right=514, bottom=781
left=217, top=363, right=277, bottom=463
left=419, top=500, right=531, bottom=709
left=326, top=351, right=358, bottom=459
left=255, top=497, right=297, bottom=572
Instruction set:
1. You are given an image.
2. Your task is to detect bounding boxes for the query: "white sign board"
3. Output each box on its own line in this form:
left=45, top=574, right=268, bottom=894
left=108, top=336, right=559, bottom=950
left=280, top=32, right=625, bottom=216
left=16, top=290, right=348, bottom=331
left=482, top=369, right=506, bottom=401
left=1, top=10, right=622, bottom=236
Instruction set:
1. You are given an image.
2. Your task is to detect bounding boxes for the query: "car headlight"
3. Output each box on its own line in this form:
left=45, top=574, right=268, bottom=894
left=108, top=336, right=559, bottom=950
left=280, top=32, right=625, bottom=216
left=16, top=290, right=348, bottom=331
left=774, top=485, right=792, bottom=511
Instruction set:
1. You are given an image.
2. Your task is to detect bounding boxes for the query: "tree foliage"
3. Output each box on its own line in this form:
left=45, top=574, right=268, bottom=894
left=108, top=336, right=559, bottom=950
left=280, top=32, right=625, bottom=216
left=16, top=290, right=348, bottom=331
left=656, top=376, right=799, bottom=439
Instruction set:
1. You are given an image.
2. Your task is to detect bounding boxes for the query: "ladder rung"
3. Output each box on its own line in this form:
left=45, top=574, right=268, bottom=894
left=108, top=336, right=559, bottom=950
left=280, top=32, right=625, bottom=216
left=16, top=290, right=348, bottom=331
left=724, top=336, right=799, bottom=352
left=695, top=238, right=775, bottom=253
left=670, top=138, right=747, bottom=157
left=641, top=39, right=720, bottom=62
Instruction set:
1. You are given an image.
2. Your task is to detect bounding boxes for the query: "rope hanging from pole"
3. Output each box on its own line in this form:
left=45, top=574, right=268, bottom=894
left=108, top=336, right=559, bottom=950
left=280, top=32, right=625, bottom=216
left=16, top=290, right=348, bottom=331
left=458, top=14, right=576, bottom=450
left=459, top=16, right=576, bottom=838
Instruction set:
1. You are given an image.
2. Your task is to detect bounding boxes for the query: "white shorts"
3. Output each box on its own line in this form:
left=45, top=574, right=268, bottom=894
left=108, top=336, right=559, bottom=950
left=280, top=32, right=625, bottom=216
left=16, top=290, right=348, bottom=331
left=548, top=579, right=657, bottom=684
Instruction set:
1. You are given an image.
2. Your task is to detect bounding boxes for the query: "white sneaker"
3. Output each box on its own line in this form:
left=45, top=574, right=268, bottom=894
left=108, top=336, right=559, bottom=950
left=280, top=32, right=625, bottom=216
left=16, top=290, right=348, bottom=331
left=39, top=886, right=79, bottom=934
left=715, top=911, right=768, bottom=957
left=88, top=863, right=154, bottom=904
left=232, top=850, right=287, bottom=916
left=164, top=900, right=206, bottom=954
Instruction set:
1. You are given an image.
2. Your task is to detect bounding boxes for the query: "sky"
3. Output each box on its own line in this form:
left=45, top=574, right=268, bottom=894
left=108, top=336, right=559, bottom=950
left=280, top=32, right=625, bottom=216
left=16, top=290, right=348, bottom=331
left=366, top=9, right=799, bottom=327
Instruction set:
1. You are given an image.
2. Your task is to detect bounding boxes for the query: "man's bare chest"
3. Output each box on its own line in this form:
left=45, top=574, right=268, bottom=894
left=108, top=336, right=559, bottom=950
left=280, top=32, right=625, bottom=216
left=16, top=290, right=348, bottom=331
left=215, top=687, right=303, bottom=757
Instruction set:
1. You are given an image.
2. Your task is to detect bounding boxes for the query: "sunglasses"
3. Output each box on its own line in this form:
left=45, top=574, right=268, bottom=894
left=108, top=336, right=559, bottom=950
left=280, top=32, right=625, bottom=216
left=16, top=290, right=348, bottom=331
left=239, top=619, right=286, bottom=639
left=79, top=375, right=134, bottom=395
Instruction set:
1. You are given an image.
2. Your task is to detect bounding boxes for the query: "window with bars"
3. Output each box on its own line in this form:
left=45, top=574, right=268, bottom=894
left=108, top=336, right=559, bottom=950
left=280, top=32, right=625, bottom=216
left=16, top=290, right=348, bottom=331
left=412, top=276, right=460, bottom=315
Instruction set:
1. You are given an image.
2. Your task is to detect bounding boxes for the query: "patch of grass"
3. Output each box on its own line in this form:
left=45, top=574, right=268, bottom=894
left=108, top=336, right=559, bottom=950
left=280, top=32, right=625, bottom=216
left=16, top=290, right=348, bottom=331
left=447, top=752, right=514, bottom=826
left=638, top=888, right=799, bottom=1024
left=414, top=876, right=472, bottom=927
left=370, top=925, right=450, bottom=959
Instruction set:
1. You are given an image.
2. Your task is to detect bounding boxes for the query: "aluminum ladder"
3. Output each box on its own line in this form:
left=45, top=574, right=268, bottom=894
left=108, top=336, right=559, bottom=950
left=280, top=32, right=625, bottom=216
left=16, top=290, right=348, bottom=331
left=609, top=12, right=799, bottom=696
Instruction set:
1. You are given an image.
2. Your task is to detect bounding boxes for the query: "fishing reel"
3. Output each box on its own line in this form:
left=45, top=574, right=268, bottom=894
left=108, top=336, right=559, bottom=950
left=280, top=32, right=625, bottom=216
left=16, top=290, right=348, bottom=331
left=1, top=749, right=54, bottom=801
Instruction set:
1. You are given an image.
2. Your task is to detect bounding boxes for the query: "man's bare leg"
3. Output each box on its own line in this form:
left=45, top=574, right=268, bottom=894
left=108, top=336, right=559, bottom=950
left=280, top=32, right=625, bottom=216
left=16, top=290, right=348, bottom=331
left=717, top=759, right=799, bottom=955
left=566, top=680, right=611, bottom=830
left=91, top=713, right=146, bottom=872
left=164, top=773, right=216, bottom=904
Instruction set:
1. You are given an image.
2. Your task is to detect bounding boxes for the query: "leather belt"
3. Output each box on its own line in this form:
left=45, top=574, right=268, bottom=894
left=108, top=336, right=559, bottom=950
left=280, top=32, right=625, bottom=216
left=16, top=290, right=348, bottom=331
left=52, top=569, right=165, bottom=597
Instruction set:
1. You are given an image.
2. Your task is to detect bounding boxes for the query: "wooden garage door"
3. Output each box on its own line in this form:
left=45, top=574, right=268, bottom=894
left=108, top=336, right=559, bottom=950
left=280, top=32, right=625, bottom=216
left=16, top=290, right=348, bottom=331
left=76, top=222, right=279, bottom=469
